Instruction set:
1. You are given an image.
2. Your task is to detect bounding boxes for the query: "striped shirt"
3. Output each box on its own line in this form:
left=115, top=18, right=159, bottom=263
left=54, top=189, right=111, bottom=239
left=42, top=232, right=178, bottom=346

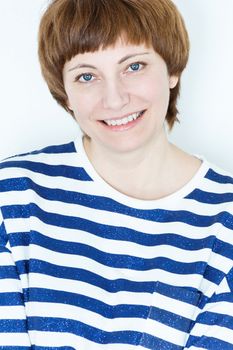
left=0, top=135, right=233, bottom=350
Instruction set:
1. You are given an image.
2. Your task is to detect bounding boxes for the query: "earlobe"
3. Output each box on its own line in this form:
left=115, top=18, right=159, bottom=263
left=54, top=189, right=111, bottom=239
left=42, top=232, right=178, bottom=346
left=169, top=76, right=179, bottom=89
left=66, top=100, right=73, bottom=111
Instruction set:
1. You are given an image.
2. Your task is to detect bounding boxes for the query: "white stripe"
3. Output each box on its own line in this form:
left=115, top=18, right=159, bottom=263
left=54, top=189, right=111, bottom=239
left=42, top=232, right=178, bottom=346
left=202, top=300, right=233, bottom=314
left=29, top=330, right=137, bottom=349
left=26, top=302, right=189, bottom=347
left=0, top=152, right=79, bottom=166
left=13, top=244, right=205, bottom=286
left=22, top=272, right=213, bottom=317
left=0, top=252, right=18, bottom=266
left=183, top=347, right=206, bottom=350
left=207, top=251, right=233, bottom=274
left=0, top=278, right=22, bottom=293
left=10, top=230, right=215, bottom=264
left=23, top=273, right=152, bottom=306
left=5, top=210, right=225, bottom=242
left=191, top=323, right=233, bottom=344
left=0, top=305, right=27, bottom=319
left=0, top=208, right=4, bottom=222
left=28, top=214, right=224, bottom=241
left=3, top=217, right=30, bottom=233
left=142, top=318, right=188, bottom=346
left=26, top=302, right=147, bottom=332
left=217, top=223, right=233, bottom=245
left=200, top=176, right=233, bottom=194
left=150, top=291, right=199, bottom=320
left=0, top=333, right=31, bottom=346
left=215, top=277, right=231, bottom=294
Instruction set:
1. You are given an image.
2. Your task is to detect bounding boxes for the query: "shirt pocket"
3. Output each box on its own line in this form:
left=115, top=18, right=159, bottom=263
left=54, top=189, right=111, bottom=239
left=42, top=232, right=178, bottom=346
left=139, top=281, right=201, bottom=350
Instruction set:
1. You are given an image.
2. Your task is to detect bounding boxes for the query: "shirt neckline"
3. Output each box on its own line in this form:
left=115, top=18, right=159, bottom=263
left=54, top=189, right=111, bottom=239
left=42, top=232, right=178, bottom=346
left=74, top=135, right=210, bottom=209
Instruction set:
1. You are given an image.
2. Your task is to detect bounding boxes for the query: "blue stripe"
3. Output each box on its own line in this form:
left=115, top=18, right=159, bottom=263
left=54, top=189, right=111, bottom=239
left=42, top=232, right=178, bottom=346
left=8, top=230, right=216, bottom=252
left=0, top=246, right=7, bottom=253
left=0, top=348, right=71, bottom=350
left=211, top=291, right=233, bottom=303
left=148, top=306, right=193, bottom=333
left=227, top=267, right=233, bottom=291
left=31, top=348, right=75, bottom=350
left=0, top=265, right=20, bottom=280
left=0, top=292, right=25, bottom=306
left=0, top=348, right=75, bottom=350
left=27, top=316, right=142, bottom=345
left=27, top=285, right=201, bottom=321
left=197, top=311, right=233, bottom=330
left=214, top=239, right=233, bottom=260
left=2, top=142, right=76, bottom=160
left=155, top=282, right=201, bottom=305
left=26, top=141, right=76, bottom=155
left=0, top=215, right=8, bottom=246
left=26, top=287, right=149, bottom=319
left=20, top=231, right=208, bottom=274
left=1, top=205, right=30, bottom=219
left=9, top=232, right=31, bottom=248
left=0, top=163, right=92, bottom=181
left=186, top=335, right=233, bottom=349
left=2, top=203, right=231, bottom=231
left=205, top=168, right=233, bottom=184
left=19, top=259, right=156, bottom=293
left=139, top=332, right=182, bottom=350
left=19, top=260, right=203, bottom=298
left=203, top=265, right=224, bottom=284
left=0, top=319, right=27, bottom=333
left=11, top=232, right=222, bottom=285
left=185, top=189, right=233, bottom=203
left=0, top=348, right=30, bottom=350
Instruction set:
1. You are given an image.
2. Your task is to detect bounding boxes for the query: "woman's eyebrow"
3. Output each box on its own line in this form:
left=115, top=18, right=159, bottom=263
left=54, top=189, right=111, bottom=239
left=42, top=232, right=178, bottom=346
left=68, top=52, right=150, bottom=72
left=68, top=63, right=97, bottom=72
left=118, top=52, right=150, bottom=64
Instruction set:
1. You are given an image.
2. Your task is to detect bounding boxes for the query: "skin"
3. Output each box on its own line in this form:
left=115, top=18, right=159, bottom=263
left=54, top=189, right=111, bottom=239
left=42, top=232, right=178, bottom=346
left=63, top=39, right=201, bottom=200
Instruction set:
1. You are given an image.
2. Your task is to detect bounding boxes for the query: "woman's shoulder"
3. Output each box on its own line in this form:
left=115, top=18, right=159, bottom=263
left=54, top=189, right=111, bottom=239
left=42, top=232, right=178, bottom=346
left=190, top=158, right=233, bottom=227
left=183, top=149, right=233, bottom=193
left=202, top=159, right=233, bottom=197
left=0, top=138, right=92, bottom=196
left=0, top=140, right=77, bottom=166
left=205, top=159, right=233, bottom=183
left=181, top=156, right=233, bottom=231
left=0, top=140, right=78, bottom=175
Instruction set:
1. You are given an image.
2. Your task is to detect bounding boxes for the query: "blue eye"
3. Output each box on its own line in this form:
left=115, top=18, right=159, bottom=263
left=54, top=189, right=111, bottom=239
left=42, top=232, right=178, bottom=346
left=78, top=73, right=94, bottom=83
left=128, top=63, right=141, bottom=71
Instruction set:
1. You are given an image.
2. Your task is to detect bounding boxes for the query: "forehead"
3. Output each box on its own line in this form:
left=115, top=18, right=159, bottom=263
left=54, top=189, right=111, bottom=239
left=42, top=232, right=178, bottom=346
left=64, top=39, right=154, bottom=71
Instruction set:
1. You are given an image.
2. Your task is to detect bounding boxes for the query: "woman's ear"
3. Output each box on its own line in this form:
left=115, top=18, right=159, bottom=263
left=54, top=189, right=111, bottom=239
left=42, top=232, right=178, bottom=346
left=169, top=76, right=179, bottom=89
left=66, top=99, right=73, bottom=111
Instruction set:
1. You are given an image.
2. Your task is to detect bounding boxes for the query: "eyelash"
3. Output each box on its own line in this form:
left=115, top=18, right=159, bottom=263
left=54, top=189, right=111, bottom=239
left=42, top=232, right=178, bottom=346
left=75, top=73, right=95, bottom=83
left=74, top=61, right=147, bottom=83
left=127, top=61, right=146, bottom=72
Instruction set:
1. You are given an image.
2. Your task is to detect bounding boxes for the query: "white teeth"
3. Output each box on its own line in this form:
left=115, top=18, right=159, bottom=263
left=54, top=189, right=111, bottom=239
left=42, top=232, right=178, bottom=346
left=105, top=111, right=143, bottom=126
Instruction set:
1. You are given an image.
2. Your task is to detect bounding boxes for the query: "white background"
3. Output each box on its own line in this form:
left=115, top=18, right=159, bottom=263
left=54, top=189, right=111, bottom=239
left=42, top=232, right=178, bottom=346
left=0, top=0, right=232, bottom=172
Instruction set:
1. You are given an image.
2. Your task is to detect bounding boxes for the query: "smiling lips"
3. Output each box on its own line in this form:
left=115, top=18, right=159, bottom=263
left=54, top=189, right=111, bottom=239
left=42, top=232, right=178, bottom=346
left=103, top=110, right=145, bottom=126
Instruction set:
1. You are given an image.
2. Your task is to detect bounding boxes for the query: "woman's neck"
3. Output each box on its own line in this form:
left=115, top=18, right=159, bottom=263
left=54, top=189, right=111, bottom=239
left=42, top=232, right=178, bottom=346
left=82, top=131, right=194, bottom=200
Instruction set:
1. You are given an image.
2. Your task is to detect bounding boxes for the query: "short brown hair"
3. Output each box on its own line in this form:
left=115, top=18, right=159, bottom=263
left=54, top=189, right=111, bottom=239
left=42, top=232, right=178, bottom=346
left=38, top=0, right=189, bottom=129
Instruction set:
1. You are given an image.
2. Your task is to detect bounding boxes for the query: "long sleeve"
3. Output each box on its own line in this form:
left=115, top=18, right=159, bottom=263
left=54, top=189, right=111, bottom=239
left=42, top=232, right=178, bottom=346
left=183, top=202, right=233, bottom=350
left=0, top=208, right=31, bottom=349
left=184, top=268, right=233, bottom=349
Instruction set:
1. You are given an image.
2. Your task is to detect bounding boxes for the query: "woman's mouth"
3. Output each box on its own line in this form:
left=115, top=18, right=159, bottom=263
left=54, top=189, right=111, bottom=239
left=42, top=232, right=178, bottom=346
left=100, top=110, right=146, bottom=131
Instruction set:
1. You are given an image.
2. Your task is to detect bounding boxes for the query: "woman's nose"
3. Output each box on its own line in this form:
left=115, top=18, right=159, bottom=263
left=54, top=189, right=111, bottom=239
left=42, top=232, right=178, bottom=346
left=102, top=79, right=130, bottom=111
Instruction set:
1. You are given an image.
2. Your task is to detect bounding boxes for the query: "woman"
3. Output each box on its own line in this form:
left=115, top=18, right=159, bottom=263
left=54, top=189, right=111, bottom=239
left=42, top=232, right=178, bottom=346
left=0, top=0, right=232, bottom=349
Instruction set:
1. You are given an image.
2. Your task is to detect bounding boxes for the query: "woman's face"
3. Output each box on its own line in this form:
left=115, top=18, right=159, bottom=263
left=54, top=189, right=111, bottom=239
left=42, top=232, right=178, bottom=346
left=63, top=39, right=178, bottom=154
